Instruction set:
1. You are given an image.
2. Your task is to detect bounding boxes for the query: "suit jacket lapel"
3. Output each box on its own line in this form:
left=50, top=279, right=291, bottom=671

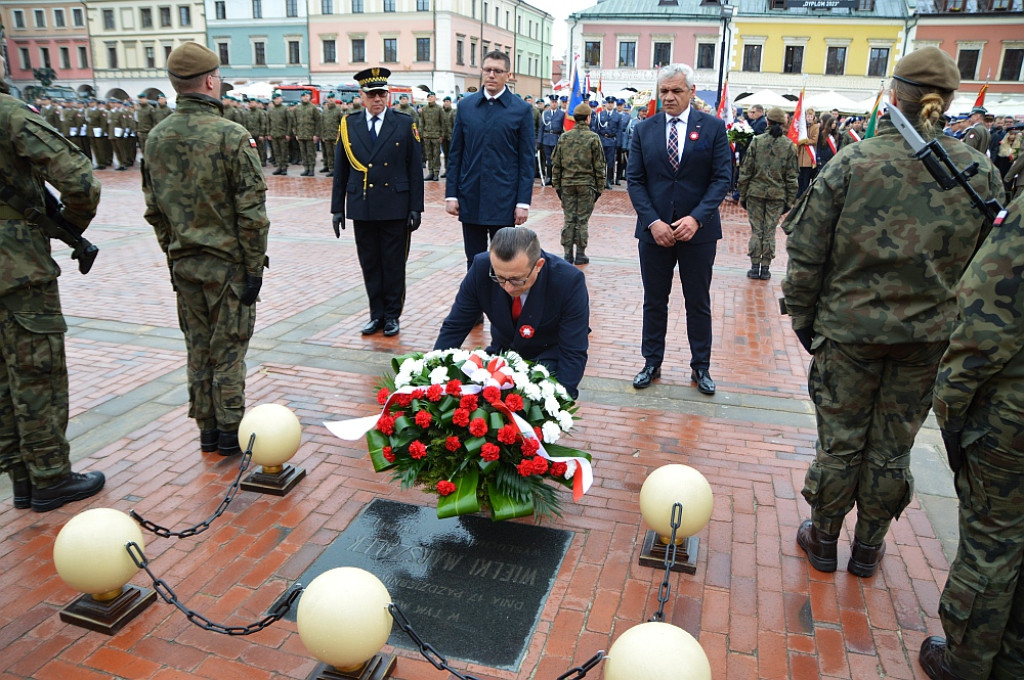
left=679, top=109, right=703, bottom=173
left=349, top=113, right=374, bottom=162
left=369, top=113, right=399, bottom=160
left=510, top=260, right=549, bottom=349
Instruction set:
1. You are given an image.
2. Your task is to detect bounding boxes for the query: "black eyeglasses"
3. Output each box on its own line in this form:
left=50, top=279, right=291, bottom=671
left=482, top=68, right=507, bottom=75
left=364, top=91, right=388, bottom=99
left=489, top=262, right=537, bottom=287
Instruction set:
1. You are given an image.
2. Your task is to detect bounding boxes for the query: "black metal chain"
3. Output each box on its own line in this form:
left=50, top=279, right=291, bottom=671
left=130, top=434, right=255, bottom=538
left=649, top=501, right=683, bottom=622
left=555, top=651, right=606, bottom=680
left=388, top=602, right=484, bottom=680
left=126, top=540, right=302, bottom=635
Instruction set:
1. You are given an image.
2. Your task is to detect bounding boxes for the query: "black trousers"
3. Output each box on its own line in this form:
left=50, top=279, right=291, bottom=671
left=353, top=219, right=411, bottom=321
left=461, top=223, right=506, bottom=270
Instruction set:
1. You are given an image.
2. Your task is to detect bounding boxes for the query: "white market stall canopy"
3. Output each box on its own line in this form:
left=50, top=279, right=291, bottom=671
left=734, top=89, right=796, bottom=109
left=805, top=90, right=868, bottom=114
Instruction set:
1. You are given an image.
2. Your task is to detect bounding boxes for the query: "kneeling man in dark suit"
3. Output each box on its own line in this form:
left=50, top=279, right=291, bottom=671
left=434, top=227, right=590, bottom=399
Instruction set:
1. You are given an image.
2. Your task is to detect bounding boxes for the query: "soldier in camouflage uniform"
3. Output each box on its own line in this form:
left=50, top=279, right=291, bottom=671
left=396, top=94, right=419, bottom=128
left=918, top=193, right=1024, bottom=680
left=293, top=91, right=322, bottom=176
left=268, top=92, right=290, bottom=175
left=152, top=93, right=172, bottom=125
left=961, top=106, right=990, bottom=154
left=738, top=106, right=798, bottom=280
left=319, top=95, right=343, bottom=177
left=784, top=46, right=1005, bottom=578
left=551, top=103, right=605, bottom=265
left=0, top=78, right=106, bottom=512
left=440, top=96, right=455, bottom=177
left=136, top=93, right=155, bottom=161
left=245, top=97, right=269, bottom=167
left=420, top=92, right=443, bottom=181
left=143, top=42, right=270, bottom=457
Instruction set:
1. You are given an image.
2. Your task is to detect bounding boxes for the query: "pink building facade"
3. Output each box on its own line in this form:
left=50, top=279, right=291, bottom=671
left=2, top=1, right=94, bottom=95
left=913, top=17, right=1024, bottom=96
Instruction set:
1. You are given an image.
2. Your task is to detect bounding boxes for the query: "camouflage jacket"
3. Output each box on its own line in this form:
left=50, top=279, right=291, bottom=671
left=440, top=106, right=455, bottom=138
left=0, top=93, right=100, bottom=300
left=152, top=104, right=173, bottom=125
left=396, top=103, right=419, bottom=128
left=320, top=103, right=344, bottom=141
left=136, top=103, right=155, bottom=133
left=961, top=122, right=990, bottom=154
left=244, top=107, right=269, bottom=137
left=419, top=102, right=443, bottom=137
left=782, top=117, right=1005, bottom=344
left=142, top=93, right=269, bottom=275
left=268, top=102, right=290, bottom=136
left=292, top=101, right=321, bottom=139
left=737, top=132, right=799, bottom=204
left=933, top=191, right=1024, bottom=451
left=551, top=126, right=606, bottom=191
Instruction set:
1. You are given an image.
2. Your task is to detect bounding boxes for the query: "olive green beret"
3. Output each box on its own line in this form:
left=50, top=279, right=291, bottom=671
left=167, top=42, right=220, bottom=79
left=893, top=46, right=959, bottom=92
left=573, top=103, right=592, bottom=118
left=766, top=106, right=787, bottom=124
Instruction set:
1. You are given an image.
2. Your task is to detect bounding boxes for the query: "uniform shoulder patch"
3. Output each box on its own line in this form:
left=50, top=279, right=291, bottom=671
left=412, top=122, right=421, bottom=143
left=249, top=137, right=258, bottom=148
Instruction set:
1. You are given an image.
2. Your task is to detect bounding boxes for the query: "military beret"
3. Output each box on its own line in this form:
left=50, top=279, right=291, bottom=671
left=573, top=103, right=592, bottom=118
left=166, top=42, right=220, bottom=79
left=427, top=91, right=435, bottom=96
left=893, top=46, right=959, bottom=92
left=272, top=90, right=283, bottom=98
left=766, top=106, right=787, bottom=124
left=443, top=96, right=452, bottom=101
left=971, top=106, right=987, bottom=115
left=137, top=92, right=148, bottom=98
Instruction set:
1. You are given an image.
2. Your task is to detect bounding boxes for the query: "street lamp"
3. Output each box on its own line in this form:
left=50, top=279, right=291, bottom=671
left=716, top=3, right=735, bottom=111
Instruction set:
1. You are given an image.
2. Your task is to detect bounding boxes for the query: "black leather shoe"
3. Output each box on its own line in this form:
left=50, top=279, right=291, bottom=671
left=848, top=539, right=886, bottom=577
left=200, top=429, right=220, bottom=453
left=919, top=636, right=963, bottom=679
left=31, top=471, right=105, bottom=513
left=218, top=430, right=241, bottom=456
left=12, top=474, right=31, bottom=509
left=796, top=519, right=838, bottom=572
left=361, top=318, right=384, bottom=335
left=747, top=266, right=761, bottom=279
left=383, top=318, right=400, bottom=336
left=691, top=369, right=716, bottom=395
left=632, top=364, right=661, bottom=389
left=325, top=171, right=333, bottom=177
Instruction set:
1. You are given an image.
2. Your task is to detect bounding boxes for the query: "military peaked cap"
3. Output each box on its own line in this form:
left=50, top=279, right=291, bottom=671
left=892, top=46, right=959, bottom=92
left=354, top=67, right=391, bottom=92
left=166, top=42, right=220, bottom=79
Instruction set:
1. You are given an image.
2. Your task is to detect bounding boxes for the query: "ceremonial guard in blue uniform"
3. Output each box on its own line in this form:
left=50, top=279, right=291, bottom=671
left=596, top=96, right=621, bottom=190
left=539, top=95, right=564, bottom=186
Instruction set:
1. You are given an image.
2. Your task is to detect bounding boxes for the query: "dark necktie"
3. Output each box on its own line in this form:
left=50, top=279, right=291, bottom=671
left=511, top=296, right=522, bottom=323
left=370, top=116, right=379, bottom=142
left=668, top=118, right=679, bottom=171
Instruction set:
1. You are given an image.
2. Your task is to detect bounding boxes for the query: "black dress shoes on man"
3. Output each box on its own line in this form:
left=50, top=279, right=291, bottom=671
left=691, top=369, right=716, bottom=395
left=796, top=519, right=838, bottom=572
left=383, top=318, right=400, bottom=336
left=361, top=318, right=384, bottom=335
left=632, top=364, right=661, bottom=389
left=31, top=471, right=106, bottom=513
left=919, top=637, right=963, bottom=680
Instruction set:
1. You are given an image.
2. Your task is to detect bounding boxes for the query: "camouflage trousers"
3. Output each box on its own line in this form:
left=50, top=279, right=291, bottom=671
left=299, top=139, right=317, bottom=170
left=423, top=137, right=441, bottom=176
left=746, top=196, right=785, bottom=267
left=0, top=283, right=72, bottom=489
left=171, top=255, right=256, bottom=433
left=939, top=434, right=1024, bottom=680
left=255, top=136, right=268, bottom=165
left=321, top=140, right=335, bottom=172
left=802, top=339, right=946, bottom=545
left=138, top=132, right=149, bottom=160
left=559, top=185, right=597, bottom=252
left=271, top=137, right=289, bottom=169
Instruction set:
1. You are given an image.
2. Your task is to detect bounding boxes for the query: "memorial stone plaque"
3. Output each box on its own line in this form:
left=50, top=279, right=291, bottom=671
left=282, top=499, right=574, bottom=670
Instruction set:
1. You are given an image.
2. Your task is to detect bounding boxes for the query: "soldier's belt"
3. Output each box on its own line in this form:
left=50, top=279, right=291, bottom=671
left=0, top=204, right=24, bottom=220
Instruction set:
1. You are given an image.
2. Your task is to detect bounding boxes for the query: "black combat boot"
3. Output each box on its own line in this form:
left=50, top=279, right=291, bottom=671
left=10, top=466, right=31, bottom=509
left=574, top=248, right=589, bottom=264
left=218, top=430, right=242, bottom=456
left=796, top=519, right=838, bottom=572
left=848, top=539, right=886, bottom=577
left=919, top=637, right=966, bottom=680
left=200, top=429, right=220, bottom=453
left=31, top=471, right=106, bottom=513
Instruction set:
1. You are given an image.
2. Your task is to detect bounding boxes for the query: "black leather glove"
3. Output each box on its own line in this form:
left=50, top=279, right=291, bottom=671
left=407, top=211, right=421, bottom=232
left=240, top=274, right=262, bottom=306
left=332, top=212, right=345, bottom=238
left=941, top=427, right=964, bottom=474
left=167, top=260, right=176, bottom=292
left=794, top=327, right=815, bottom=354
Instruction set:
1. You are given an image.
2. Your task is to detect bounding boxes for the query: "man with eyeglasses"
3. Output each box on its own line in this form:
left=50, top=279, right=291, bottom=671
left=445, top=51, right=536, bottom=269
left=434, top=227, right=590, bottom=399
left=331, top=67, right=424, bottom=339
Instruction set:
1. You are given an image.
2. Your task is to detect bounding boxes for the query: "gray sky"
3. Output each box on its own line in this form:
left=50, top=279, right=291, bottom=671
left=530, top=0, right=595, bottom=64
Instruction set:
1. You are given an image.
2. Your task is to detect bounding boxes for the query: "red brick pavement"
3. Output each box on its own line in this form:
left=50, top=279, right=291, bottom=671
left=0, top=167, right=948, bottom=680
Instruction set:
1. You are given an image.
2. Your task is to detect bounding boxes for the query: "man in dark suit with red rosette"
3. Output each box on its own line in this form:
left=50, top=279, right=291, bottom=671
left=433, top=227, right=590, bottom=399
left=626, top=63, right=732, bottom=395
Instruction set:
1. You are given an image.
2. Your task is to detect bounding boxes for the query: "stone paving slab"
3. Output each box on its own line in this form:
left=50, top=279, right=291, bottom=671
left=0, top=166, right=956, bottom=680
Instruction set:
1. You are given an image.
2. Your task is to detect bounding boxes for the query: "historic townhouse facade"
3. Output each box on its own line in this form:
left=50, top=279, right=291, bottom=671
left=204, top=0, right=309, bottom=85
left=1, top=0, right=95, bottom=95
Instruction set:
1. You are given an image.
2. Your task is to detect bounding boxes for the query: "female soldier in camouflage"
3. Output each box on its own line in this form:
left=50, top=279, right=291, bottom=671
left=783, top=46, right=1005, bottom=579
left=737, top=106, right=798, bottom=280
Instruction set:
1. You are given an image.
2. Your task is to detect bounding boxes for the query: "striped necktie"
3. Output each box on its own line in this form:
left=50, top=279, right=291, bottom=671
left=668, top=118, right=679, bottom=171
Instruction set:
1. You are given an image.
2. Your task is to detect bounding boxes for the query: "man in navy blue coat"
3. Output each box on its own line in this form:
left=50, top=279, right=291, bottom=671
left=445, top=51, right=536, bottom=269
left=433, top=227, right=590, bottom=399
left=626, top=63, right=732, bottom=395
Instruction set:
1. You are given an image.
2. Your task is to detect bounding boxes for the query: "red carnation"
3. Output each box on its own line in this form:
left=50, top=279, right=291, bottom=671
left=445, top=436, right=461, bottom=452
left=452, top=408, right=471, bottom=427
left=394, top=393, right=413, bottom=408
left=497, top=424, right=518, bottom=445
left=376, top=414, right=395, bottom=435
left=517, top=459, right=534, bottom=476
left=533, top=425, right=543, bottom=439
left=551, top=461, right=568, bottom=477
left=531, top=457, right=549, bottom=475
left=482, top=386, right=501, bottom=404
left=445, top=379, right=463, bottom=396
left=505, top=394, right=524, bottom=412
left=382, top=446, right=395, bottom=463
left=521, top=437, right=540, bottom=457
left=426, top=384, right=443, bottom=402
left=468, top=417, right=488, bottom=437
left=409, top=440, right=427, bottom=459
left=415, top=410, right=432, bottom=428
left=459, top=394, right=479, bottom=411
left=480, top=443, right=500, bottom=462
left=411, top=388, right=426, bottom=400
left=377, top=387, right=390, bottom=405
left=436, top=480, right=457, bottom=496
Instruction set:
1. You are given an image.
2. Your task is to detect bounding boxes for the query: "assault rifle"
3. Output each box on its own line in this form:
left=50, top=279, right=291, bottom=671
left=0, top=184, right=99, bottom=274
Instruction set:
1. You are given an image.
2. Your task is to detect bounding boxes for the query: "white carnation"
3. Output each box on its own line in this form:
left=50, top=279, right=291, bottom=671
left=429, top=366, right=450, bottom=384
left=394, top=372, right=412, bottom=388
left=522, top=383, right=542, bottom=400
left=511, top=371, right=530, bottom=387
left=543, top=396, right=561, bottom=416
left=451, top=349, right=470, bottom=363
left=505, top=351, right=525, bottom=370
left=470, top=368, right=491, bottom=384
left=556, top=410, right=574, bottom=431
left=541, top=421, right=561, bottom=444
left=539, top=381, right=555, bottom=398
left=554, top=382, right=568, bottom=398
left=533, top=364, right=550, bottom=377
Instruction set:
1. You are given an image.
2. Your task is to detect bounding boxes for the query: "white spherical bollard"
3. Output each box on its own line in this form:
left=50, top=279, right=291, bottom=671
left=53, top=508, right=145, bottom=597
left=604, top=621, right=712, bottom=680
left=639, top=464, right=714, bottom=540
left=238, top=403, right=302, bottom=468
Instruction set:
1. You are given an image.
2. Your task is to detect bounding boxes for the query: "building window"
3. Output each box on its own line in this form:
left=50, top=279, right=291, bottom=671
left=103, top=9, right=115, bottom=30
left=1000, top=48, right=1023, bottom=80
left=471, top=42, right=477, bottom=66
left=352, top=38, right=365, bottom=62
left=945, top=0, right=965, bottom=9
left=253, top=0, right=263, bottom=18
left=218, top=42, right=230, bottom=65
left=384, top=0, right=396, bottom=11
left=742, top=44, right=762, bottom=72
left=54, top=9, right=66, bottom=28
left=352, top=0, right=364, bottom=12
left=518, top=16, right=521, bottom=33
left=584, top=41, right=601, bottom=67
left=383, top=38, right=397, bottom=62
left=417, top=37, right=431, bottom=62
left=145, top=46, right=156, bottom=68
left=286, top=0, right=298, bottom=17
left=160, top=7, right=172, bottom=27
left=958, top=48, right=980, bottom=80
left=506, top=10, right=510, bottom=28
left=867, top=47, right=889, bottom=77
left=60, top=46, right=71, bottom=69
left=108, top=46, right=118, bottom=69
left=825, top=46, right=846, bottom=75
left=653, top=42, right=671, bottom=68
left=472, top=0, right=476, bottom=18
left=696, top=43, right=715, bottom=69
left=618, top=41, right=636, bottom=67
left=19, top=48, right=31, bottom=70
left=495, top=7, right=499, bottom=24
left=78, top=46, right=89, bottom=68
left=73, top=8, right=84, bottom=26
left=288, top=40, right=300, bottom=64
left=322, top=0, right=333, bottom=13
left=457, top=39, right=463, bottom=65
left=990, top=0, right=1010, bottom=8
left=418, top=0, right=430, bottom=9
left=140, top=8, right=152, bottom=27
left=164, top=45, right=173, bottom=60
left=12, top=9, right=25, bottom=29
left=40, top=47, right=52, bottom=68
left=857, top=0, right=874, bottom=8
left=783, top=45, right=803, bottom=74
left=179, top=6, right=191, bottom=26
left=34, top=9, right=46, bottom=27
left=215, top=1, right=226, bottom=19
left=323, top=39, right=336, bottom=63
left=254, top=42, right=266, bottom=65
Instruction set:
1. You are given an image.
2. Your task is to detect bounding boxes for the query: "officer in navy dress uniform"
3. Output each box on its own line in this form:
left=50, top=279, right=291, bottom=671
left=596, top=96, right=621, bottom=190
left=540, top=94, right=565, bottom=186
left=331, top=67, right=425, bottom=337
